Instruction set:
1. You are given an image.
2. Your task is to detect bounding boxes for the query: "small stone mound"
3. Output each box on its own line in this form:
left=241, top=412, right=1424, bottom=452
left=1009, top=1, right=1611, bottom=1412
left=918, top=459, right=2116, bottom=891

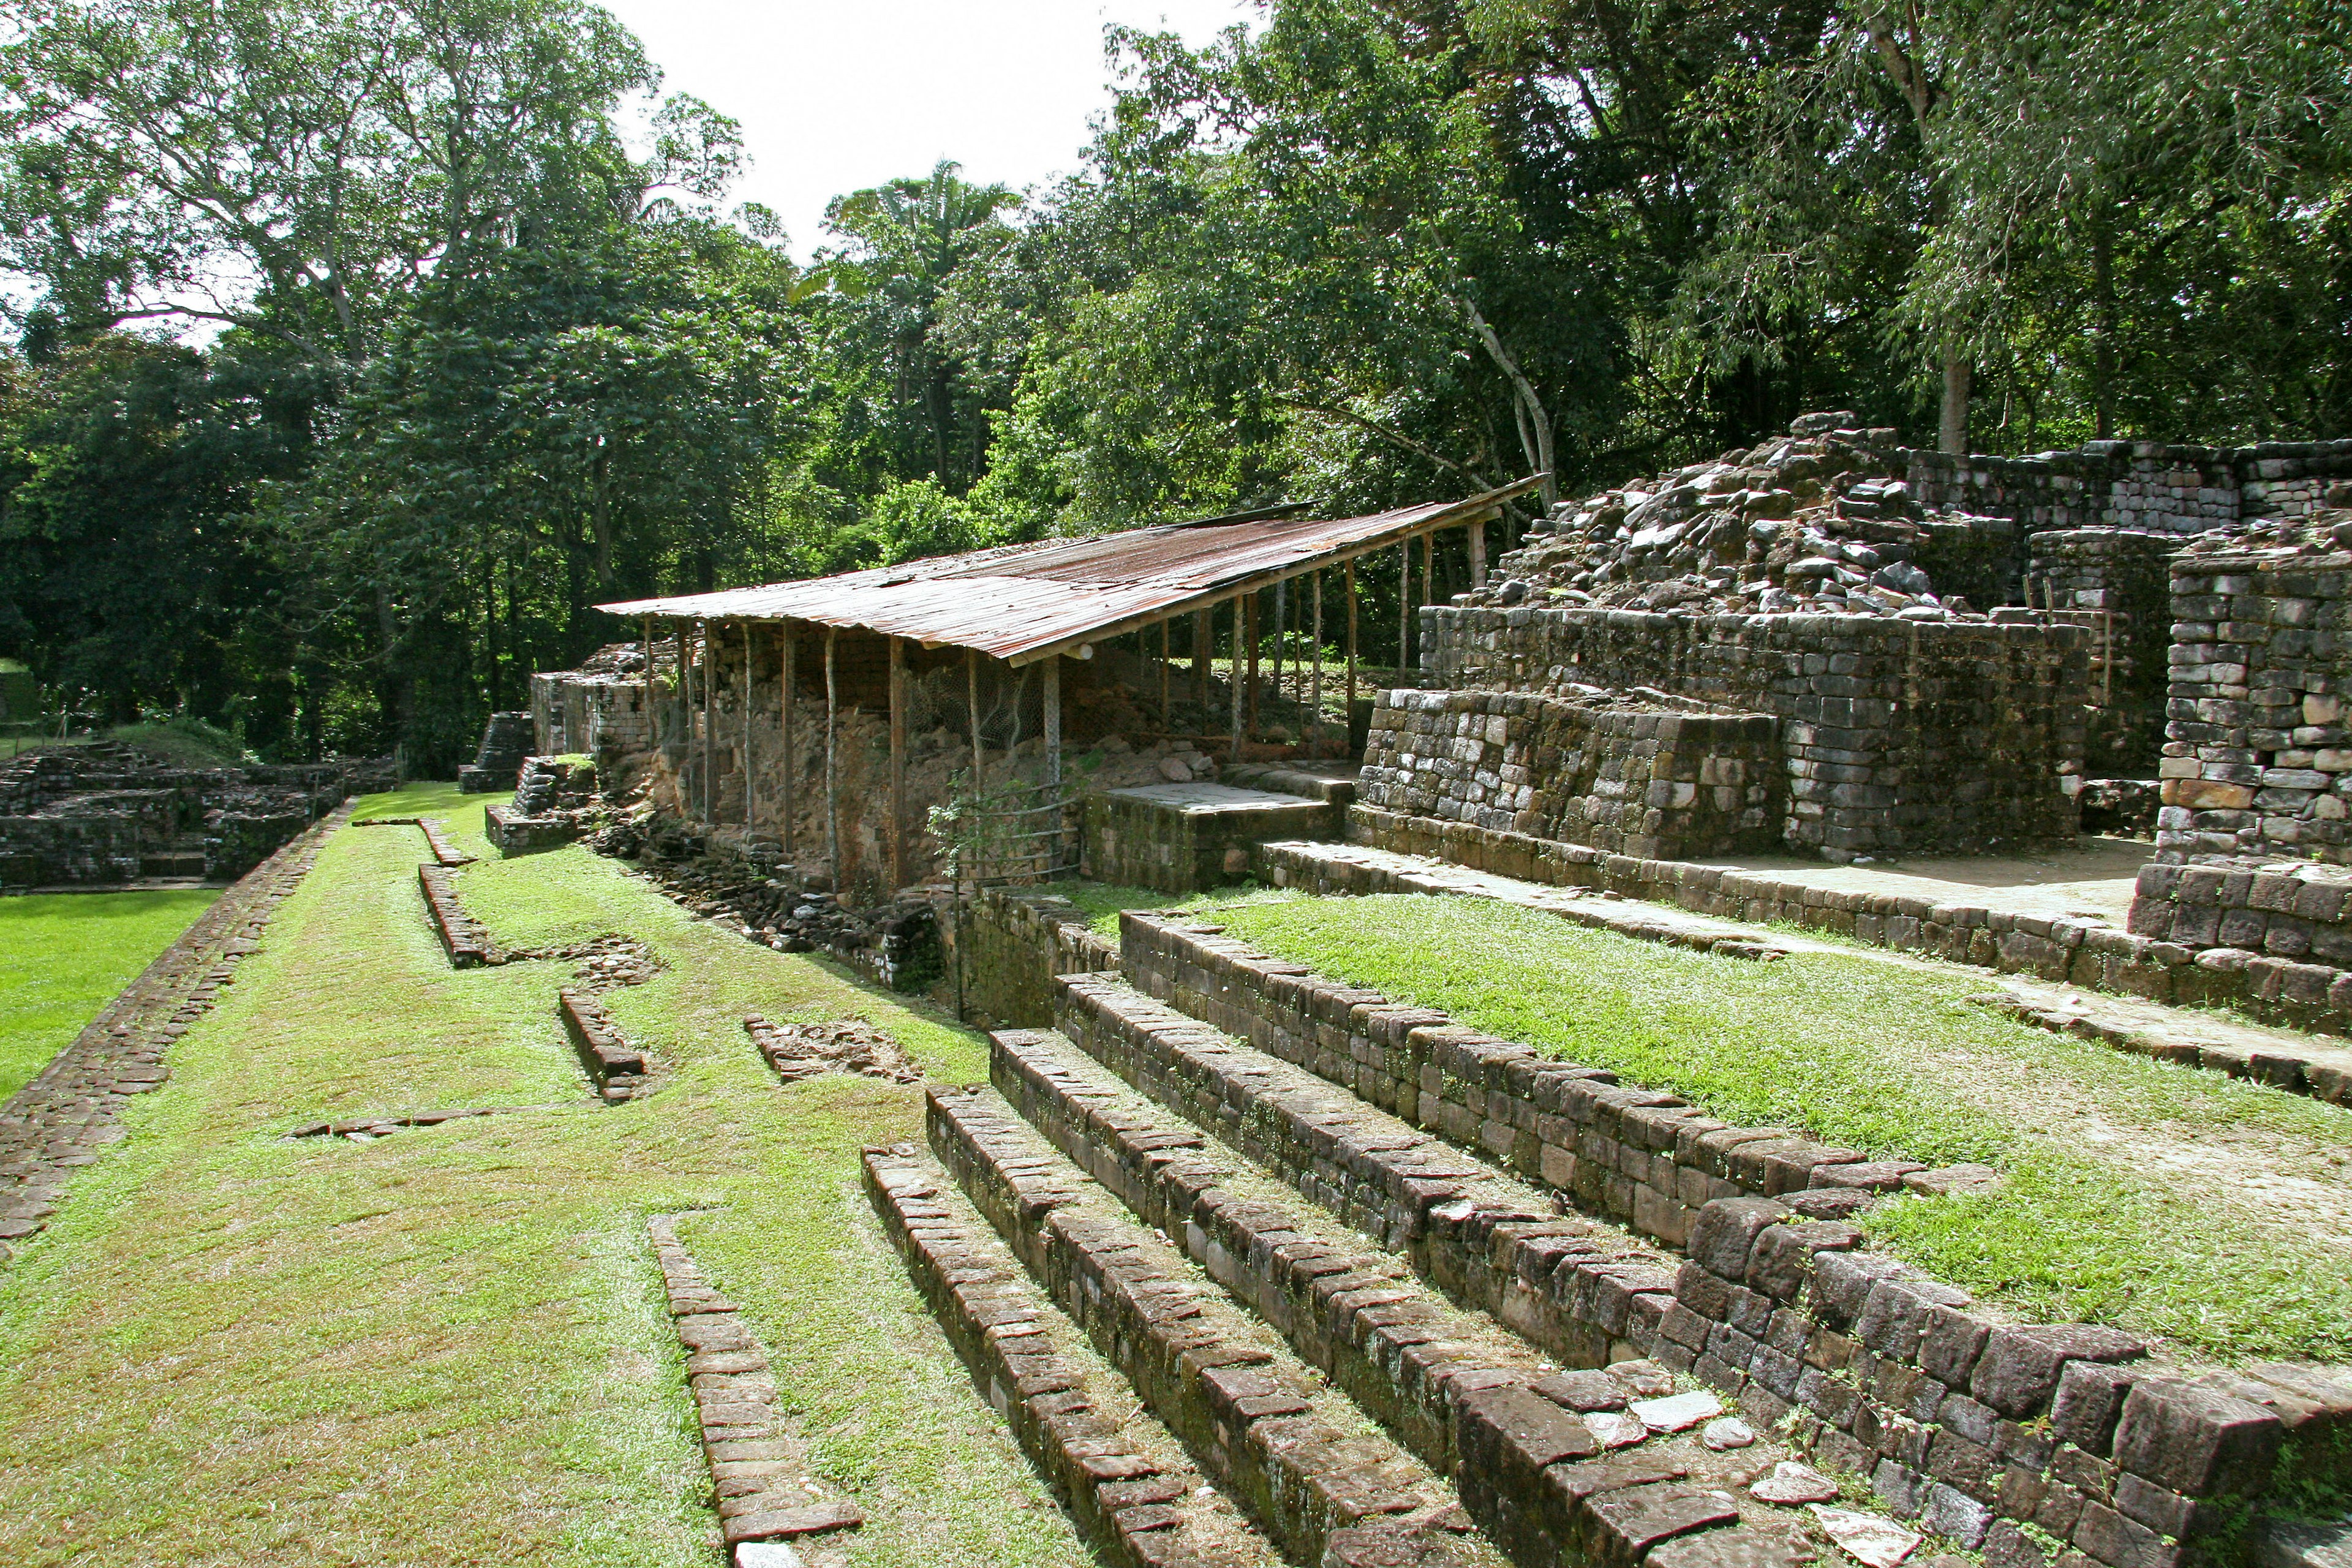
left=743, top=1015, right=920, bottom=1084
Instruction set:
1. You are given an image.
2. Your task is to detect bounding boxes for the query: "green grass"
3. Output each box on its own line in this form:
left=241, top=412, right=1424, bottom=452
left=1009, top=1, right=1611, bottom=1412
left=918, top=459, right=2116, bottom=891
left=1185, top=889, right=2352, bottom=1363
left=0, top=784, right=1090, bottom=1567
left=0, top=889, right=220, bottom=1099
left=1051, top=880, right=1176, bottom=938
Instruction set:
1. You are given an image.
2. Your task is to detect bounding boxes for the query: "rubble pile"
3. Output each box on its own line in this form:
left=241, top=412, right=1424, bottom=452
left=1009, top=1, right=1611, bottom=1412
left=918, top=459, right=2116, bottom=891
left=1479, top=412, right=2009, bottom=621
left=742, top=1014, right=921, bottom=1084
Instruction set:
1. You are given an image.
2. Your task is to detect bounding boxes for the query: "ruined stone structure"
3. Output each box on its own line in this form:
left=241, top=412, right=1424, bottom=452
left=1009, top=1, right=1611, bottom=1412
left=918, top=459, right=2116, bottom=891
left=0, top=744, right=390, bottom=888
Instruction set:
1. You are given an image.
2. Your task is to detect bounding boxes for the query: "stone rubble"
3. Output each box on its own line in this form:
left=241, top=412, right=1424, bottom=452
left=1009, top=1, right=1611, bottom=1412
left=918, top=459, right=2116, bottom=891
left=741, top=1014, right=920, bottom=1084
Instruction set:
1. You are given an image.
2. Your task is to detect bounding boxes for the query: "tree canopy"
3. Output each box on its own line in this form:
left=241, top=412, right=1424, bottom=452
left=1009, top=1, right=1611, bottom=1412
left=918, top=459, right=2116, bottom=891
left=1, top=0, right=2345, bottom=766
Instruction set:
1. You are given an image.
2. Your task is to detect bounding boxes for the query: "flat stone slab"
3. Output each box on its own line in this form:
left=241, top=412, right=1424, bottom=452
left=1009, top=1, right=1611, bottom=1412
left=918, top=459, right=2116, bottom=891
left=1101, top=782, right=1328, bottom=815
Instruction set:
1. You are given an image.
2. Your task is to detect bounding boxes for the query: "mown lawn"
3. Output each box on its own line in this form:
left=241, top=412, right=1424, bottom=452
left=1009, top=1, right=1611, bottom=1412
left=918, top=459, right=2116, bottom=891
left=1186, top=889, right=2352, bottom=1364
left=0, top=888, right=220, bottom=1100
left=0, top=785, right=1090, bottom=1568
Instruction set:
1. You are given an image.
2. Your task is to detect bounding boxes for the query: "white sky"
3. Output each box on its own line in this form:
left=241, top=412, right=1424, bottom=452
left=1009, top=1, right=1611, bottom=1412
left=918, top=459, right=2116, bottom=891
left=597, top=0, right=1263, bottom=257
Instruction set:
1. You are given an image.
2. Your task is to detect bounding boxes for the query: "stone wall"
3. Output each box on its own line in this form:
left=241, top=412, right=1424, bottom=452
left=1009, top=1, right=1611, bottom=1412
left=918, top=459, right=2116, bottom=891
left=2157, top=545, right=2352, bottom=862
left=2024, top=530, right=2180, bottom=774
left=530, top=668, right=655, bottom=761
left=1905, top=439, right=2352, bottom=533
left=941, top=883, right=1120, bottom=1028
left=1080, top=785, right=1331, bottom=894
left=1362, top=688, right=1781, bottom=861
left=1421, top=607, right=2086, bottom=858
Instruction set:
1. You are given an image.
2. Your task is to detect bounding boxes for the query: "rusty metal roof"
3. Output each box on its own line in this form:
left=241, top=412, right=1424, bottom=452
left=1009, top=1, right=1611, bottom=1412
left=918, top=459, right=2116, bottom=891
left=598, top=477, right=1542, bottom=666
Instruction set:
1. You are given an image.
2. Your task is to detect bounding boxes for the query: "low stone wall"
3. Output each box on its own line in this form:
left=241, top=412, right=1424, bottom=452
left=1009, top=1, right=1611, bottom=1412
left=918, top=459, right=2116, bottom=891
left=1421, top=606, right=2084, bottom=858
left=417, top=864, right=497, bottom=968
left=2157, top=545, right=2352, bottom=862
left=557, top=989, right=647, bottom=1100
left=1361, top=689, right=1780, bottom=861
left=939, top=883, right=1119, bottom=1028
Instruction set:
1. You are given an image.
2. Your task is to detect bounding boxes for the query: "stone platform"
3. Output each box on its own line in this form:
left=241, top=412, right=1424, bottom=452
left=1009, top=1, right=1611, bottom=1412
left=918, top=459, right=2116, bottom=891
left=1080, top=782, right=1332, bottom=894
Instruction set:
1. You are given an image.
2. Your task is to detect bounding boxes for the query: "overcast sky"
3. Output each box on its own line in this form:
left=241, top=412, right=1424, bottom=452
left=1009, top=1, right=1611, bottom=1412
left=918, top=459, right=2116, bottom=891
left=597, top=0, right=1262, bottom=257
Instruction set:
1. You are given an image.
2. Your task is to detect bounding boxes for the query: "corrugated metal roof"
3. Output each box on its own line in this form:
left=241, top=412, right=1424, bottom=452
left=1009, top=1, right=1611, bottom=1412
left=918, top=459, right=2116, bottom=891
left=598, top=477, right=1542, bottom=665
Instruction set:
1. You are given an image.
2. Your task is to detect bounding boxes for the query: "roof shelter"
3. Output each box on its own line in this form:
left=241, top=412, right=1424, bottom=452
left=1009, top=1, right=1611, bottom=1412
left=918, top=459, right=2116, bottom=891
left=594, top=475, right=1542, bottom=892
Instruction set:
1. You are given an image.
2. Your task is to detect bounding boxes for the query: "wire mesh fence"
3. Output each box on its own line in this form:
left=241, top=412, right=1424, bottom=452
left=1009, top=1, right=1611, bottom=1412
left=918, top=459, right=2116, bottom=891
left=927, top=775, right=1079, bottom=888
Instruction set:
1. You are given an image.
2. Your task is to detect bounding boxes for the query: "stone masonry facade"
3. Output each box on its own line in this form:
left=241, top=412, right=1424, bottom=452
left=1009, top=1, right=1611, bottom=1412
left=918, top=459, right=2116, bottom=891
left=1361, top=688, right=1781, bottom=862
left=1420, top=607, right=2086, bottom=858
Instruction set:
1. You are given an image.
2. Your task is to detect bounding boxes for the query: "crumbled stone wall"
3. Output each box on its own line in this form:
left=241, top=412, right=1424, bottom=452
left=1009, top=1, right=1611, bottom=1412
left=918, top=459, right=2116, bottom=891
left=940, top=883, right=1119, bottom=1028
left=1362, top=688, right=1781, bottom=861
left=0, top=745, right=384, bottom=886
left=1422, top=607, right=2086, bottom=857
left=1907, top=439, right=2352, bottom=532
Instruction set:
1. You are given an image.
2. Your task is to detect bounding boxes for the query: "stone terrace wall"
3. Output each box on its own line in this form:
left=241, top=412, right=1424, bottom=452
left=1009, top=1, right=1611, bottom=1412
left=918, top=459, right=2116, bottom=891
left=1905, top=439, right=2352, bottom=532
left=1094, top=917, right=2352, bottom=1567
left=2157, top=545, right=2352, bottom=862
left=1362, top=688, right=1781, bottom=861
left=530, top=669, right=655, bottom=763
left=940, top=883, right=1119, bottom=1028
left=1422, top=606, right=2086, bottom=858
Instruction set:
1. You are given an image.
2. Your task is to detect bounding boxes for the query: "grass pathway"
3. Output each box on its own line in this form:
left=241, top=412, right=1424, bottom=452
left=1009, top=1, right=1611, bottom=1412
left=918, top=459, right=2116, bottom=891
left=0, top=785, right=1090, bottom=1568
left=1185, top=888, right=2352, bottom=1365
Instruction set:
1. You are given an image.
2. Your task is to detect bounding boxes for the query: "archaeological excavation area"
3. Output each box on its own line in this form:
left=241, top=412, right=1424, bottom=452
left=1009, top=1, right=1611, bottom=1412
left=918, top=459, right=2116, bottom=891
left=4, top=422, right=2351, bottom=1568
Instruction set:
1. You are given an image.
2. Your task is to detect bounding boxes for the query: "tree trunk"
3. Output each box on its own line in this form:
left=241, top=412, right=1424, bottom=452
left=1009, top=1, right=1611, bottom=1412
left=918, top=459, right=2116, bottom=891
left=1462, top=298, right=1558, bottom=510
left=2092, top=222, right=2117, bottom=439
left=1939, top=343, right=1972, bottom=455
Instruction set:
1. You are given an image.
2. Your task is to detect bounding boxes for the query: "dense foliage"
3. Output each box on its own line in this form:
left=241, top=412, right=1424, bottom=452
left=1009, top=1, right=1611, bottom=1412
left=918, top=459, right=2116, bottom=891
left=2, top=0, right=2345, bottom=766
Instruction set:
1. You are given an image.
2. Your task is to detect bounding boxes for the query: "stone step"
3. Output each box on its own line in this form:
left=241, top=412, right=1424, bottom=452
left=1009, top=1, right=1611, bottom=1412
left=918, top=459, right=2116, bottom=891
left=1052, top=970, right=1687, bottom=1371
left=923, top=1082, right=1504, bottom=1568
left=1084, top=782, right=1336, bottom=895
left=862, top=1145, right=1285, bottom=1568
left=988, top=1023, right=1814, bottom=1568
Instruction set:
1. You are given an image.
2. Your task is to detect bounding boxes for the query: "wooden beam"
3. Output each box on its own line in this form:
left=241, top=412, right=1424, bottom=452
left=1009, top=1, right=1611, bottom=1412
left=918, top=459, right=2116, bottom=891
left=1344, top=559, right=1358, bottom=737
left=699, top=619, right=714, bottom=823
left=1044, top=654, right=1063, bottom=875
left=967, top=647, right=984, bottom=800
left=1192, top=609, right=1211, bottom=706
left=1227, top=595, right=1243, bottom=758
left=641, top=616, right=654, bottom=741
left=1245, top=592, right=1261, bottom=740
left=1397, top=541, right=1409, bottom=674
left=1310, top=570, right=1324, bottom=755
left=740, top=620, right=754, bottom=831
left=824, top=628, right=840, bottom=889
left=889, top=635, right=907, bottom=893
left=1469, top=516, right=1487, bottom=587
left=778, top=627, right=796, bottom=858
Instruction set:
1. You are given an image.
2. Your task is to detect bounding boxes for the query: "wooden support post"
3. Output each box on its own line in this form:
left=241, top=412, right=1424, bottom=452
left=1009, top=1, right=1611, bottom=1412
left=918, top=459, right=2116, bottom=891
left=1469, top=515, right=1488, bottom=587
left=698, top=619, right=714, bottom=822
left=1272, top=579, right=1287, bottom=706
left=1310, top=570, right=1324, bottom=753
left=888, top=635, right=907, bottom=894
left=1193, top=609, right=1211, bottom=706
left=823, top=628, right=840, bottom=889
left=1397, top=541, right=1410, bottom=673
left=778, top=628, right=796, bottom=858
left=675, top=626, right=689, bottom=748
left=967, top=648, right=984, bottom=799
left=1344, top=559, right=1359, bottom=734
left=641, top=616, right=654, bottom=734
left=1245, top=592, right=1261, bottom=739
left=1420, top=533, right=1434, bottom=671
left=1228, top=597, right=1243, bottom=757
left=1158, top=619, right=1170, bottom=726
left=1044, top=654, right=1063, bottom=875
left=740, top=620, right=754, bottom=832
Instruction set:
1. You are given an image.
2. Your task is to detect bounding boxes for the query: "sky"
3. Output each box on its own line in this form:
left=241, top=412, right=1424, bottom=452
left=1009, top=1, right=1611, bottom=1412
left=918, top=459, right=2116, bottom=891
left=596, top=0, right=1263, bottom=258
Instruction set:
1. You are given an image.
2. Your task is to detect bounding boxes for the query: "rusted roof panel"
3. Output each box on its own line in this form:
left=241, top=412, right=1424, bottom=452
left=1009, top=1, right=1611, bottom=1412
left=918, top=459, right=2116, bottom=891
left=598, top=477, right=1541, bottom=665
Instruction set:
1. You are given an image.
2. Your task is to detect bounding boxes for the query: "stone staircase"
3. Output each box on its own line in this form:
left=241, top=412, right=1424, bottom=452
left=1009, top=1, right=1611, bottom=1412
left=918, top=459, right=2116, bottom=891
left=873, top=904, right=2352, bottom=1568
left=868, top=954, right=1827, bottom=1568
